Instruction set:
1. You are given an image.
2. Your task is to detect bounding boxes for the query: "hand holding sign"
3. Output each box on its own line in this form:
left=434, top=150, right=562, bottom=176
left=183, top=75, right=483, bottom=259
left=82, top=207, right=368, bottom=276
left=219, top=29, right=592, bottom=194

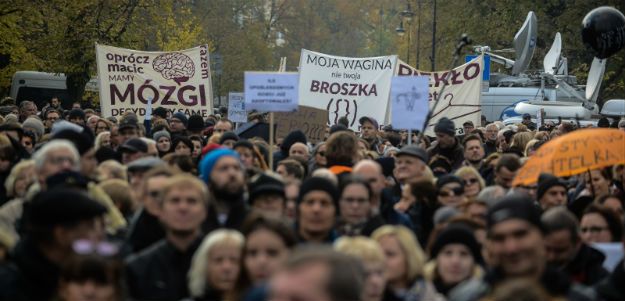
left=391, top=76, right=429, bottom=131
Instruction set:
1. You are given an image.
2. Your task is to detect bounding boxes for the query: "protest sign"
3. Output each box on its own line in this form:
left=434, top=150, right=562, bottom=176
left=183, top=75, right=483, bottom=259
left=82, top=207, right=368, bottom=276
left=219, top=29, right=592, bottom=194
left=244, top=72, right=299, bottom=112
left=513, top=128, right=625, bottom=186
left=228, top=92, right=247, bottom=123
left=298, top=49, right=397, bottom=131
left=275, top=106, right=328, bottom=144
left=390, top=76, right=429, bottom=131
left=396, top=56, right=483, bottom=135
left=95, top=44, right=213, bottom=120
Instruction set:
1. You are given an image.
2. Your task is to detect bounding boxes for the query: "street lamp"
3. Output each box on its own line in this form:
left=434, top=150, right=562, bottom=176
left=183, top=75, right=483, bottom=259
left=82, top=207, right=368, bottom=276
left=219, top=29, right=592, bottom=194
left=396, top=4, right=415, bottom=65
left=395, top=21, right=405, bottom=37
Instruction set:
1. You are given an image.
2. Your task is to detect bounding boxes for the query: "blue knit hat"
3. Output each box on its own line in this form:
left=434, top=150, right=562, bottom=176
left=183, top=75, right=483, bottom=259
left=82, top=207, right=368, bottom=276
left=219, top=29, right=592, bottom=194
left=199, top=148, right=239, bottom=183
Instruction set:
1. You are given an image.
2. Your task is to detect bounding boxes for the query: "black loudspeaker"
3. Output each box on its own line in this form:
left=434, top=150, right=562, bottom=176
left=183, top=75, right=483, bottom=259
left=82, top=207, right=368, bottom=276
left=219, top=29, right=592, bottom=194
left=235, top=122, right=275, bottom=142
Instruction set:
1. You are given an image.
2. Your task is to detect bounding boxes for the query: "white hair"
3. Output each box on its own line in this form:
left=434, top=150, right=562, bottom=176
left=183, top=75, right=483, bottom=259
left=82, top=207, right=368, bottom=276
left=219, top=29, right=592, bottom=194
left=87, top=115, right=100, bottom=123
left=188, top=229, right=244, bottom=297
left=32, top=140, right=80, bottom=172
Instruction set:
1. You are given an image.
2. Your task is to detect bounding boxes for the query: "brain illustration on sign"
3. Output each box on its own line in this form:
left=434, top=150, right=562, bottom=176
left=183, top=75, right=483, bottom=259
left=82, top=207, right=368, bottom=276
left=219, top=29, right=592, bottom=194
left=152, top=52, right=195, bottom=85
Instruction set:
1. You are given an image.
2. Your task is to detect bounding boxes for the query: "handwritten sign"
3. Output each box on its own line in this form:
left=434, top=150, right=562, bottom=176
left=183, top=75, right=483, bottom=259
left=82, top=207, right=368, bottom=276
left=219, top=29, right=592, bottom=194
left=228, top=92, right=247, bottom=123
left=390, top=76, right=429, bottom=130
left=244, top=72, right=299, bottom=112
left=275, top=106, right=328, bottom=143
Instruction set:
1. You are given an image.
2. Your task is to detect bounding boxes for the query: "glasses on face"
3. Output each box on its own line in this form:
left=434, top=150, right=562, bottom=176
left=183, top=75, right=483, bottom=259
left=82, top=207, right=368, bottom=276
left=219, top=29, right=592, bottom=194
left=464, top=178, right=479, bottom=185
left=318, top=151, right=326, bottom=157
left=341, top=197, right=369, bottom=204
left=438, top=186, right=464, bottom=197
left=581, top=226, right=608, bottom=233
left=48, top=156, right=76, bottom=166
left=73, top=239, right=118, bottom=256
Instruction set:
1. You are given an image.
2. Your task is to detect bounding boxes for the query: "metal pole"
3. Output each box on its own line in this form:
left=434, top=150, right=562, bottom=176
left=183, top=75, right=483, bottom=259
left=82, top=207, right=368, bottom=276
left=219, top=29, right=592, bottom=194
left=418, top=34, right=470, bottom=143
left=407, top=23, right=411, bottom=65
left=431, top=0, right=437, bottom=71
left=408, top=129, right=412, bottom=145
left=416, top=0, right=421, bottom=69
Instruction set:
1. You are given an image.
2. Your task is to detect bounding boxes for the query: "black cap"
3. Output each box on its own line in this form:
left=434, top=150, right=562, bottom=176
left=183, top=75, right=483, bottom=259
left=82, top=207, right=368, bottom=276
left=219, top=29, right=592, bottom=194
left=359, top=116, right=379, bottom=129
left=119, top=138, right=148, bottom=153
left=68, top=109, right=86, bottom=121
left=187, top=115, right=206, bottom=132
left=219, top=131, right=240, bottom=144
left=396, top=145, right=428, bottom=163
left=434, top=117, right=456, bottom=136
left=536, top=173, right=567, bottom=201
left=487, top=192, right=544, bottom=232
left=248, top=172, right=285, bottom=203
left=522, top=113, right=531, bottom=119
left=298, top=177, right=340, bottom=207
left=28, top=188, right=107, bottom=226
left=436, top=174, right=465, bottom=190
left=118, top=118, right=139, bottom=131
left=46, top=171, right=89, bottom=190
left=329, top=124, right=348, bottom=134
left=430, top=225, right=483, bottom=264
left=233, top=139, right=255, bottom=150
left=52, top=128, right=94, bottom=156
left=153, top=107, right=168, bottom=119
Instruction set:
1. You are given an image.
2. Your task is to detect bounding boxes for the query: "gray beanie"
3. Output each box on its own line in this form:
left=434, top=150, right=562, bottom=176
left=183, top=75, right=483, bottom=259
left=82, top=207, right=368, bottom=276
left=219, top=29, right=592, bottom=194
left=434, top=117, right=456, bottom=136
left=23, top=117, right=45, bottom=140
left=153, top=130, right=171, bottom=142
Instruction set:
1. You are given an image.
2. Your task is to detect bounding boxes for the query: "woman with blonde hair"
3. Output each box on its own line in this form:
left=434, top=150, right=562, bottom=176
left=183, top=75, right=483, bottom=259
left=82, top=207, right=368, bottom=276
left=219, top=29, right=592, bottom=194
left=187, top=229, right=244, bottom=301
left=509, top=131, right=534, bottom=156
left=94, top=131, right=111, bottom=150
left=455, top=166, right=485, bottom=200
left=335, top=236, right=387, bottom=301
left=371, top=225, right=443, bottom=301
left=3, top=159, right=35, bottom=200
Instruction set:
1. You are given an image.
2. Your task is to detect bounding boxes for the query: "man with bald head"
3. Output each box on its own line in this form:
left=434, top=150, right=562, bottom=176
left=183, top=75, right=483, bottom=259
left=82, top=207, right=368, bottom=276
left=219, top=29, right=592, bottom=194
left=353, top=160, right=386, bottom=213
left=289, top=142, right=309, bottom=161
left=353, top=159, right=412, bottom=229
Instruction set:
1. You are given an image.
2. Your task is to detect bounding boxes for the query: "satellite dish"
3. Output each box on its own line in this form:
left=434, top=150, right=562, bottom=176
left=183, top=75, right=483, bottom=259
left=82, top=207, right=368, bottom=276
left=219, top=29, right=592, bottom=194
left=512, top=11, right=537, bottom=75
left=585, top=57, right=606, bottom=101
left=543, top=33, right=562, bottom=74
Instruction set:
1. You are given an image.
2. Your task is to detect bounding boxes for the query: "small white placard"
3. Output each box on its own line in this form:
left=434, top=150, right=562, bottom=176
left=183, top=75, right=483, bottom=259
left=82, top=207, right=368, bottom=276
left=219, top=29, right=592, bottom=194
left=228, top=92, right=247, bottom=123
left=244, top=72, right=299, bottom=112
left=391, top=76, right=429, bottom=130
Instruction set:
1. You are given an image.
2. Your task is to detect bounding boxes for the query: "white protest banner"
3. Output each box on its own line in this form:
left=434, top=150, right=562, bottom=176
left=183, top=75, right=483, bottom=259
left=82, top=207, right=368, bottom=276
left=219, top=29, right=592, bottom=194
left=391, top=76, right=429, bottom=131
left=95, top=44, right=213, bottom=120
left=244, top=72, right=299, bottom=112
left=395, top=55, right=483, bottom=135
left=228, top=92, right=247, bottom=123
left=298, top=49, right=397, bottom=131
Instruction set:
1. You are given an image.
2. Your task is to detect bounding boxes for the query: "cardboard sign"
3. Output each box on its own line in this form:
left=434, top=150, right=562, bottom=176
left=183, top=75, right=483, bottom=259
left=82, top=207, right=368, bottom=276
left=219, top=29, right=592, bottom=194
left=244, top=72, right=299, bottom=112
left=228, top=92, right=247, bottom=123
left=275, top=106, right=328, bottom=143
left=390, top=76, right=429, bottom=130
left=298, top=49, right=397, bottom=130
left=95, top=44, right=213, bottom=119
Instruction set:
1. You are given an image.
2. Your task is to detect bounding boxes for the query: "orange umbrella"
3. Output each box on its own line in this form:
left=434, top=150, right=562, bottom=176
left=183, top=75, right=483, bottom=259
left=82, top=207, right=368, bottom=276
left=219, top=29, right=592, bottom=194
left=513, top=128, right=625, bottom=186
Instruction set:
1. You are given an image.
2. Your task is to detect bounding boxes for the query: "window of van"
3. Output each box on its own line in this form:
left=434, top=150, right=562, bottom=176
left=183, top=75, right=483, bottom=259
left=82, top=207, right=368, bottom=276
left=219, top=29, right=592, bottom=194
left=16, top=87, right=71, bottom=110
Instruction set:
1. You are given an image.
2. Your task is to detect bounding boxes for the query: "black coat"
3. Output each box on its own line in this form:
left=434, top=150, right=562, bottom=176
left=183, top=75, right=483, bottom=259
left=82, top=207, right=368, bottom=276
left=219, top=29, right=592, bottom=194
left=0, top=237, right=60, bottom=301
left=125, top=238, right=202, bottom=301
left=563, top=244, right=609, bottom=285
left=427, top=139, right=465, bottom=171
left=123, top=208, right=166, bottom=256
left=595, top=260, right=625, bottom=301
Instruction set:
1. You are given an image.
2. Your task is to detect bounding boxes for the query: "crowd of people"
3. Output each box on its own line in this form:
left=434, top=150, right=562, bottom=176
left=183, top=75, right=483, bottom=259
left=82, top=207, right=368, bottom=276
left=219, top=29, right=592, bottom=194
left=0, top=96, right=623, bottom=301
